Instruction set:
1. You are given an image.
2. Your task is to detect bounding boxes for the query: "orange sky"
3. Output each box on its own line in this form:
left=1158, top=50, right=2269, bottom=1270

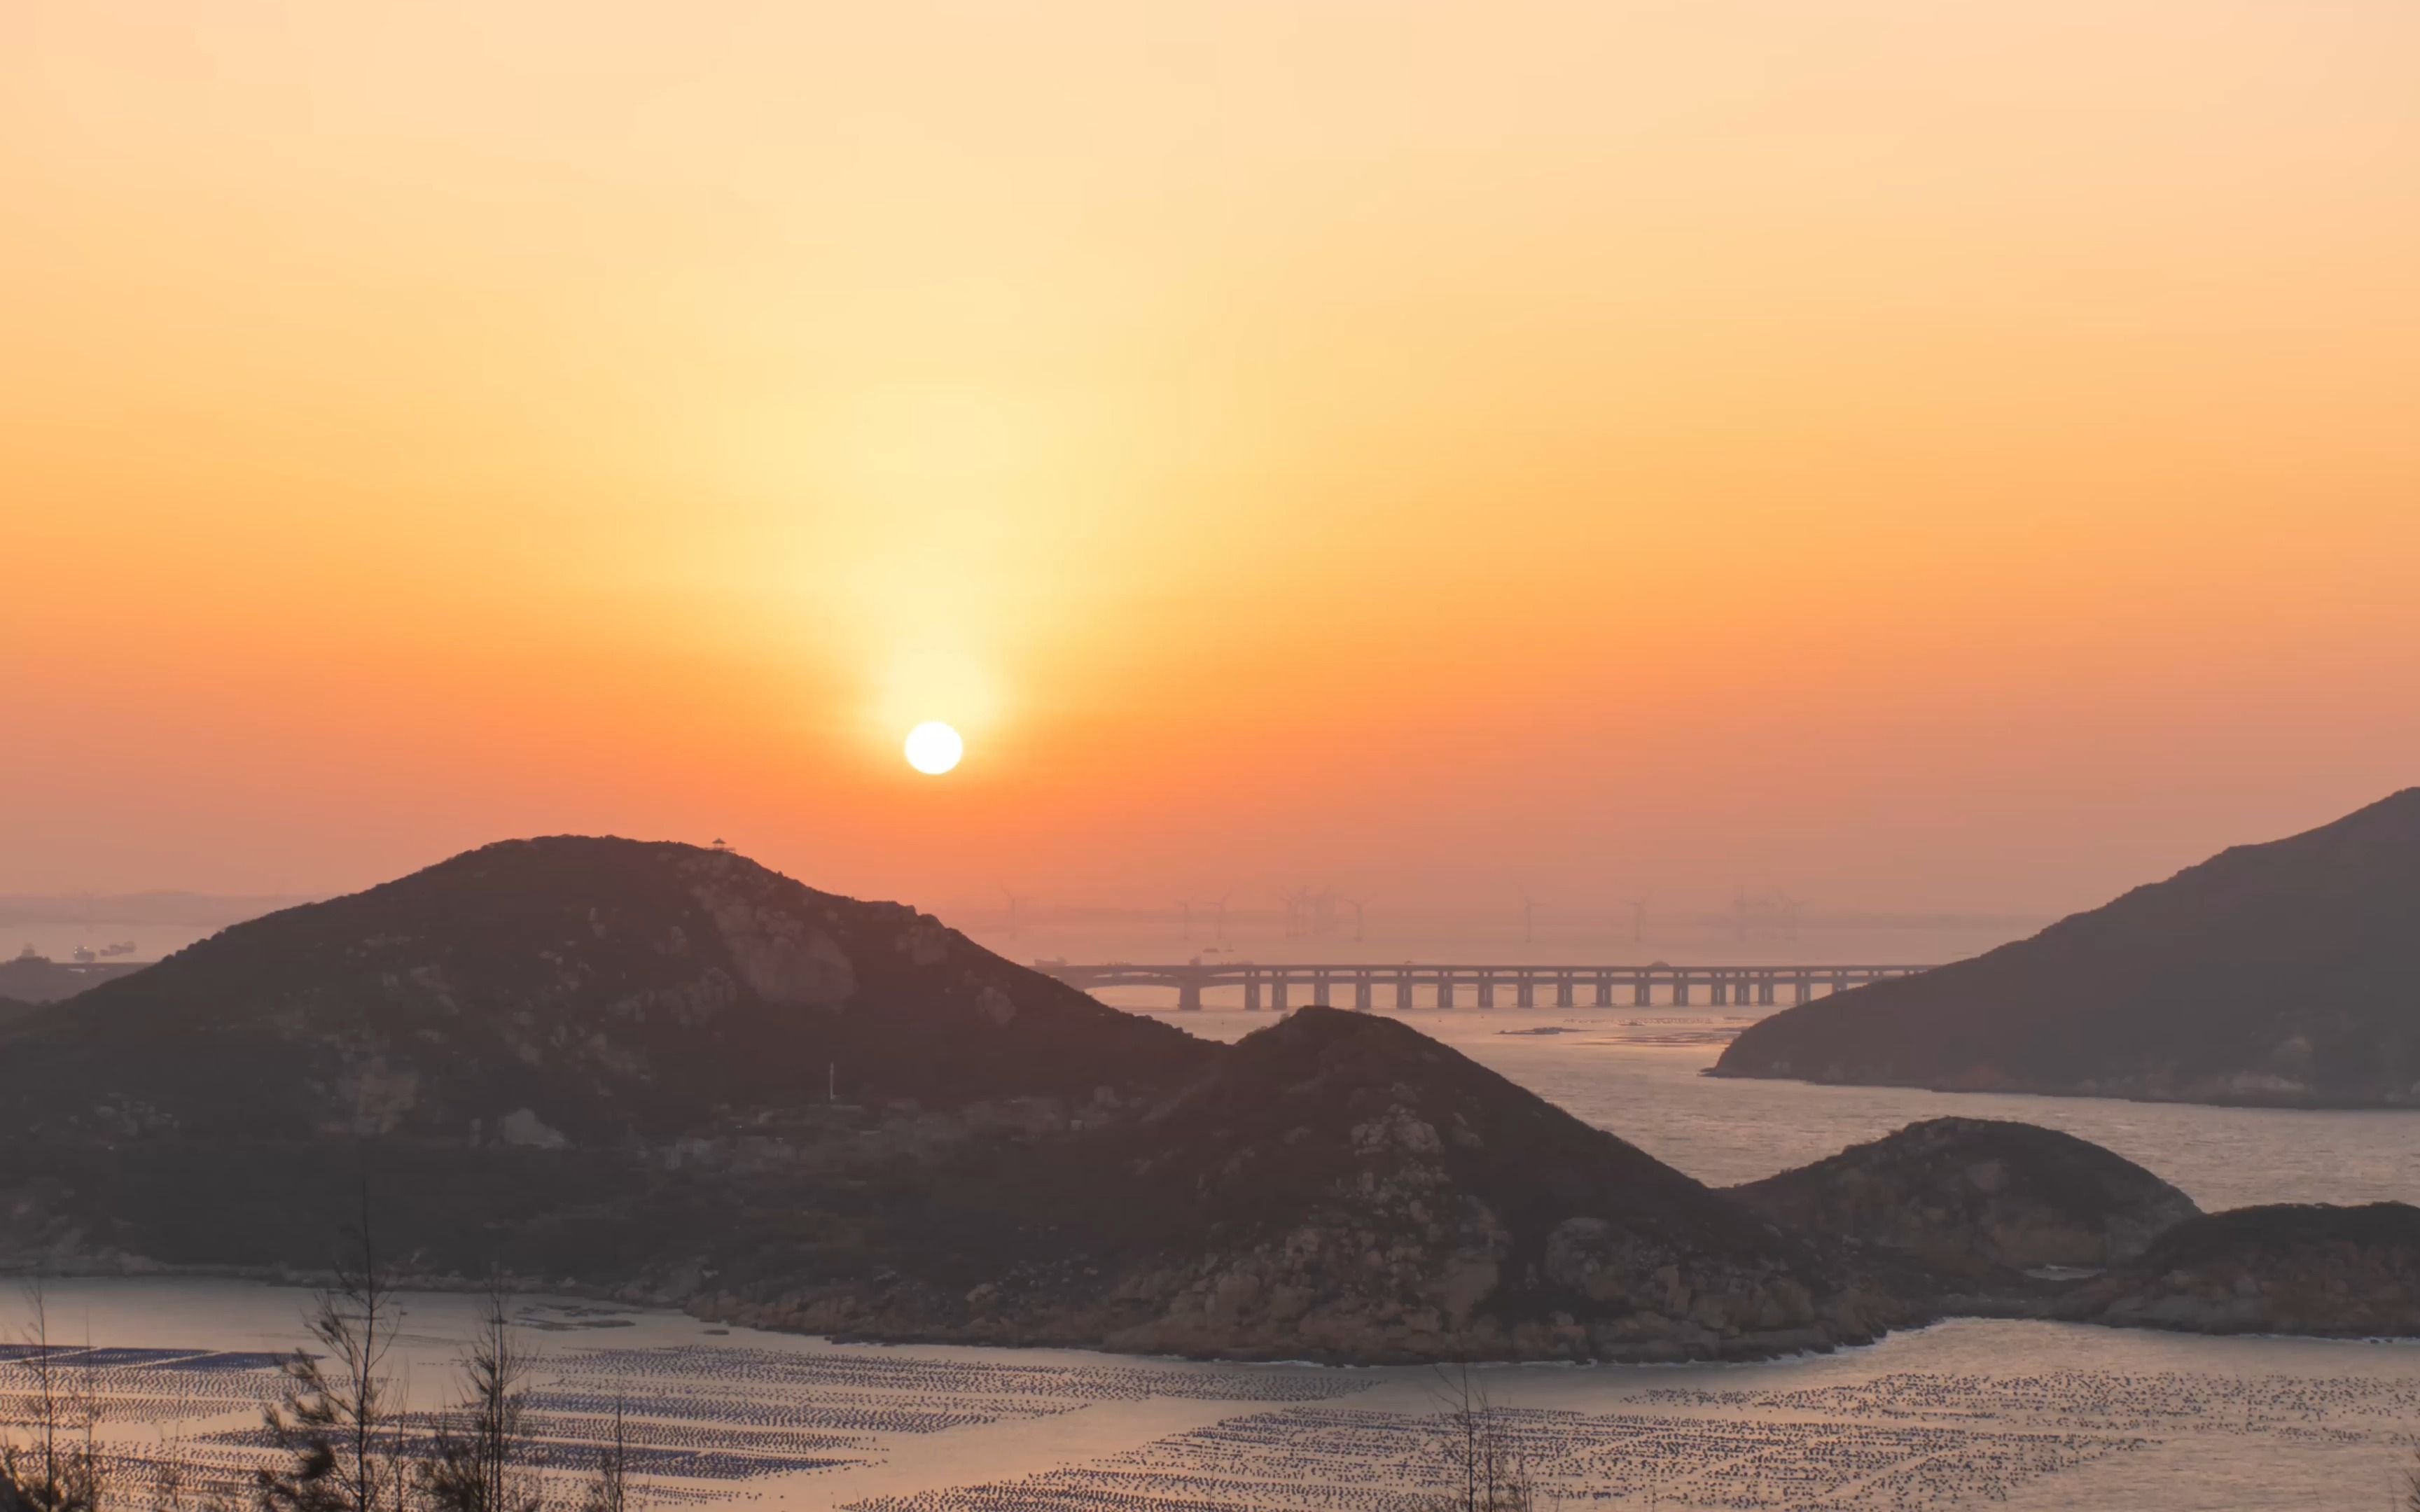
left=5, top=0, right=2419, bottom=919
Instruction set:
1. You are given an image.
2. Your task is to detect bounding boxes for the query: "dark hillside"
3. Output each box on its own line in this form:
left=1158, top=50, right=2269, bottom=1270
left=1714, top=789, right=2420, bottom=1105
left=1731, top=1117, right=2199, bottom=1276
left=0, top=840, right=1889, bottom=1364
left=2057, top=1203, right=2420, bottom=1336
left=0, top=836, right=1211, bottom=1144
left=696, top=1008, right=1885, bottom=1362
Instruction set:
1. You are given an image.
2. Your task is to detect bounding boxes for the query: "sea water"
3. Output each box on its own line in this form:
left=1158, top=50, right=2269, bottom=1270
left=3, top=1007, right=2414, bottom=1512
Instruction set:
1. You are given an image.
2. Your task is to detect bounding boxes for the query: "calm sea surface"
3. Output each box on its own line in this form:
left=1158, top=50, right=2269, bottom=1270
left=4, top=1004, right=2414, bottom=1512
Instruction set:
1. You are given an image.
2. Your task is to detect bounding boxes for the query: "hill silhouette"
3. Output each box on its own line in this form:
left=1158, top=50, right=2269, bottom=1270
left=0, top=837, right=1210, bottom=1144
left=1713, top=790, right=2420, bottom=1105
left=1732, top=1117, right=2199, bottom=1279
left=702, top=1006, right=1882, bottom=1361
left=0, top=837, right=1880, bottom=1363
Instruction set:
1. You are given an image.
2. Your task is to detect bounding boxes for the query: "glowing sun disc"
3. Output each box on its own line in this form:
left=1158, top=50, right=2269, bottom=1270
left=904, top=720, right=964, bottom=775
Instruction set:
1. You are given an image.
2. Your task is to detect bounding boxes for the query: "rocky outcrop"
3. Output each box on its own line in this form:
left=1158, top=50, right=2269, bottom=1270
left=2057, top=1203, right=2420, bottom=1336
left=1729, top=1118, right=2200, bottom=1279
left=1714, top=788, right=2420, bottom=1106
left=692, top=1009, right=1886, bottom=1363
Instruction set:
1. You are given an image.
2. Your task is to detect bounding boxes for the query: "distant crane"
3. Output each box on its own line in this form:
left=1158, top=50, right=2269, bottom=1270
left=1341, top=896, right=1369, bottom=943
left=1212, top=890, right=1232, bottom=941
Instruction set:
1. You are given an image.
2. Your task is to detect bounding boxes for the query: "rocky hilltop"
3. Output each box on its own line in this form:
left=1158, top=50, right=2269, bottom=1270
left=1713, top=789, right=2420, bottom=1105
left=0, top=837, right=1211, bottom=1144
left=0, top=837, right=1878, bottom=1364
left=2057, top=1203, right=2420, bottom=1336
left=1730, top=1118, right=2199, bottom=1283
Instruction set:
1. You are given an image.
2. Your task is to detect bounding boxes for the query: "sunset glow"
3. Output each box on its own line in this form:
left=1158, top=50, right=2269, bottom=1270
left=4, top=0, right=2417, bottom=918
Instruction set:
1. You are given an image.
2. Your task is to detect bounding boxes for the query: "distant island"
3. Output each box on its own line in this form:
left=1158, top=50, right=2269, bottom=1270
left=1713, top=788, right=2420, bottom=1107
left=0, top=950, right=148, bottom=1004
left=0, top=835, right=2409, bottom=1360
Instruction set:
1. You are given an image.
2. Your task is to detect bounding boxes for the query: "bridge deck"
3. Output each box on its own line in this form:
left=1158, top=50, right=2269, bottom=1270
left=1035, top=960, right=1938, bottom=1010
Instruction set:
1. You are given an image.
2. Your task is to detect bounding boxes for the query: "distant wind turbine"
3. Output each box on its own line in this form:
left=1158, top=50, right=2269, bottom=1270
left=1622, top=892, right=1652, bottom=944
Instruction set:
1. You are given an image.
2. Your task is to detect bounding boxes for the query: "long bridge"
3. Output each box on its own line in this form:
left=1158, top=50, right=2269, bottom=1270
left=1036, top=960, right=1938, bottom=1011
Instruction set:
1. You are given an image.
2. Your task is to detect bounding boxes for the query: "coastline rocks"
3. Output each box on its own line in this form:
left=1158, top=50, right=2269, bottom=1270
left=1082, top=1009, right=1883, bottom=1362
left=1729, top=1118, right=2201, bottom=1278
left=697, top=1009, right=1887, bottom=1364
left=2057, top=1202, right=2420, bottom=1336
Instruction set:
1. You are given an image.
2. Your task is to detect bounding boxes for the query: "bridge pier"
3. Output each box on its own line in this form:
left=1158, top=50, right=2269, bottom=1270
left=1674, top=976, right=1691, bottom=1007
left=1396, top=974, right=1414, bottom=1011
left=1313, top=970, right=1332, bottom=1008
left=1515, top=972, right=1535, bottom=1009
left=1477, top=972, right=1496, bottom=1009
left=1792, top=972, right=1811, bottom=1004
left=1354, top=972, right=1372, bottom=1011
left=1243, top=972, right=1261, bottom=1011
left=1435, top=971, right=1454, bottom=1009
left=1633, top=977, right=1651, bottom=1006
left=1270, top=976, right=1289, bottom=1013
left=1178, top=977, right=1202, bottom=1011
left=1757, top=976, right=1776, bottom=1006
left=1710, top=977, right=1728, bottom=1007
left=1594, top=972, right=1614, bottom=1007
left=1555, top=972, right=1576, bottom=1008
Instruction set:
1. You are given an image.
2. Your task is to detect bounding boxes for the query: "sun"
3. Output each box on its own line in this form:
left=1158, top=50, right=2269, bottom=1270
left=903, top=720, right=964, bottom=775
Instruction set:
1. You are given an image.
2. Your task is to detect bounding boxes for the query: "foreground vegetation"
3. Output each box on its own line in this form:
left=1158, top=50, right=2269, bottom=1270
left=1, top=1203, right=632, bottom=1512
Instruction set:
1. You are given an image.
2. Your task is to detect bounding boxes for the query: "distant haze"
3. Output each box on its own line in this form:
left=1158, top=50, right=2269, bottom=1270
left=4, top=1, right=2416, bottom=916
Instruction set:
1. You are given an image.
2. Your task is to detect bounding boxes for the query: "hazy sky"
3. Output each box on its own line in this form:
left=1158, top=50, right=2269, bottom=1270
left=6, top=0, right=2417, bottom=918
